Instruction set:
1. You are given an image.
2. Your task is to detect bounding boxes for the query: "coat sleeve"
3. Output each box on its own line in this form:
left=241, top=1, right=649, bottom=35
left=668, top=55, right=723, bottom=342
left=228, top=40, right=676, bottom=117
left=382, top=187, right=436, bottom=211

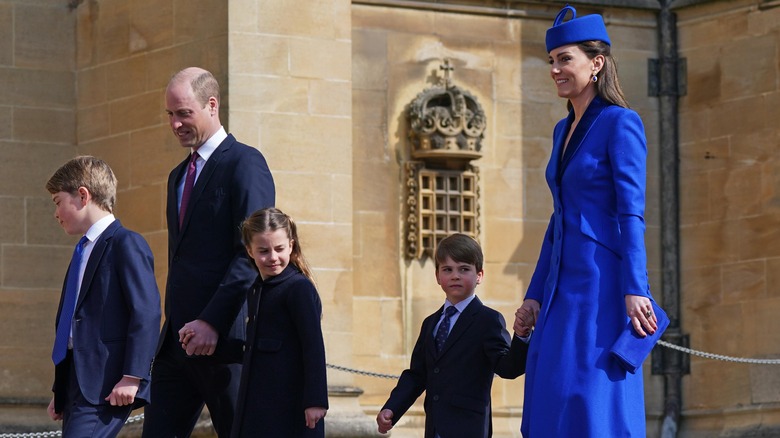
left=199, top=146, right=275, bottom=334
left=382, top=317, right=432, bottom=423
left=115, top=231, right=162, bottom=381
left=287, top=278, right=329, bottom=409
left=525, top=215, right=554, bottom=303
left=607, top=109, right=651, bottom=298
left=486, top=312, right=528, bottom=379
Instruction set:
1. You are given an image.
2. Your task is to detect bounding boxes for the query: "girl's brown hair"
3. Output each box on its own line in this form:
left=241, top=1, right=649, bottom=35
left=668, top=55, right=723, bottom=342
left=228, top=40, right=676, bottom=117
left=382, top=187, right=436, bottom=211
left=241, top=207, right=314, bottom=282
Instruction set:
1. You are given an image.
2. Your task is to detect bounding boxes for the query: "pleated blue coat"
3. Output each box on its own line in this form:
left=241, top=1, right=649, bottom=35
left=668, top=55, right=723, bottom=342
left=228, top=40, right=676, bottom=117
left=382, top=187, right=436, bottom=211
left=521, top=97, right=651, bottom=437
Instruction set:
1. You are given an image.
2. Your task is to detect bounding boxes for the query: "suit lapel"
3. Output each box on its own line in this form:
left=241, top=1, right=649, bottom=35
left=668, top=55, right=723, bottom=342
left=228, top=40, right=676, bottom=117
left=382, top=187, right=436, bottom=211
left=177, top=135, right=233, bottom=235
left=558, top=97, right=609, bottom=178
left=168, top=157, right=188, bottom=243
left=426, top=307, right=443, bottom=361
left=76, top=220, right=120, bottom=310
left=436, top=297, right=482, bottom=358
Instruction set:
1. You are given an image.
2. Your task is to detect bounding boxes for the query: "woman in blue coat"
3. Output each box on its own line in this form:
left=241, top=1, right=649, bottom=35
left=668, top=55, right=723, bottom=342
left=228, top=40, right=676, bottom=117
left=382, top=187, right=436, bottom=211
left=515, top=6, right=660, bottom=437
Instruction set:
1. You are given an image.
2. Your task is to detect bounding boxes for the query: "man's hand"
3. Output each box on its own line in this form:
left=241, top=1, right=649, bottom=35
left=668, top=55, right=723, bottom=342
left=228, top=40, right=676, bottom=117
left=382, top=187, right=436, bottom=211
left=178, top=319, right=218, bottom=356
left=105, top=376, right=140, bottom=406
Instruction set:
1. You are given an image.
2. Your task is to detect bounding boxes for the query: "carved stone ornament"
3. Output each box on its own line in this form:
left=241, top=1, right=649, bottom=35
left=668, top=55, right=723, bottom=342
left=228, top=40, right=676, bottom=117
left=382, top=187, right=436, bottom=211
left=407, top=59, right=486, bottom=169
left=404, top=60, right=485, bottom=260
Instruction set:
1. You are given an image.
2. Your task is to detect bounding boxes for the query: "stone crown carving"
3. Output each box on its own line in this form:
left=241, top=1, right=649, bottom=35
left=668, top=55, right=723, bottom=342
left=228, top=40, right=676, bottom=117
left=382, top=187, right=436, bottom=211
left=408, top=65, right=485, bottom=168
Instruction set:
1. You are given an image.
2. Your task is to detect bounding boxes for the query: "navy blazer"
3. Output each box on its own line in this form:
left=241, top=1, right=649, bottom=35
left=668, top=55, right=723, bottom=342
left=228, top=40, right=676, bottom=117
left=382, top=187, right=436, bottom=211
left=382, top=296, right=527, bottom=438
left=161, top=134, right=275, bottom=362
left=53, top=220, right=161, bottom=410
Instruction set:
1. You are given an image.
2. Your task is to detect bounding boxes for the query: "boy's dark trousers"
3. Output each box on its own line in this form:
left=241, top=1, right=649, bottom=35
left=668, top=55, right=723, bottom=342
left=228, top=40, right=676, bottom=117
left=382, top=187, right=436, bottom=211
left=55, top=351, right=133, bottom=438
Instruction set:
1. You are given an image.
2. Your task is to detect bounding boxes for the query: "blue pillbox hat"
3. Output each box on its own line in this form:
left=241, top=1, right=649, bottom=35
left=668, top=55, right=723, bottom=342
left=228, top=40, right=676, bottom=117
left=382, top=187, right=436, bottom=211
left=546, top=4, right=611, bottom=53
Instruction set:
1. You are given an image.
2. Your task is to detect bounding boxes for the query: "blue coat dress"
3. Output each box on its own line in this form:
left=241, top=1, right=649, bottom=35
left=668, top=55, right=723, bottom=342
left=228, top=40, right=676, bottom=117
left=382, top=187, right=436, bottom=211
left=521, top=97, right=651, bottom=437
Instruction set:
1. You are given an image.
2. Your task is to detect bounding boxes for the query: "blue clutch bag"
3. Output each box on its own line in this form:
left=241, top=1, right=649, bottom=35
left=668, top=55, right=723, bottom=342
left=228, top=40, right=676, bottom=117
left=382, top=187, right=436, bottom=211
left=609, top=301, right=669, bottom=374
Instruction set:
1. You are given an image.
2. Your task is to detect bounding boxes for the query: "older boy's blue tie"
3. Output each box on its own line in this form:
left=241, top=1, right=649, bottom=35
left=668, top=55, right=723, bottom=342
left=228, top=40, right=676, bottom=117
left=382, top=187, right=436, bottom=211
left=435, top=306, right=458, bottom=353
left=179, top=152, right=199, bottom=228
left=52, top=236, right=88, bottom=365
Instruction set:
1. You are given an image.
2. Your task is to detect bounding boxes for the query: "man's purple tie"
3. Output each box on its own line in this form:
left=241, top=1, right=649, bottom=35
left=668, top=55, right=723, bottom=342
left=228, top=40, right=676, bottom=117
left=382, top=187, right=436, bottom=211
left=179, top=152, right=198, bottom=228
left=52, top=236, right=89, bottom=365
left=435, top=306, right=458, bottom=353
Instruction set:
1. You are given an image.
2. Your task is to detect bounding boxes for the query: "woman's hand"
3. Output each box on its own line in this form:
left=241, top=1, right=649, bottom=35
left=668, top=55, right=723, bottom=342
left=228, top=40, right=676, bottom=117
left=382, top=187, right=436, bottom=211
left=514, top=299, right=541, bottom=336
left=625, top=294, right=657, bottom=337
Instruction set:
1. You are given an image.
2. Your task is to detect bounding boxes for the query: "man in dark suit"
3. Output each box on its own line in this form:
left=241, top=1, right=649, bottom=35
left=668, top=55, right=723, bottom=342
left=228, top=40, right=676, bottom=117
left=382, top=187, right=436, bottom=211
left=46, top=156, right=161, bottom=437
left=141, top=67, right=275, bottom=438
left=377, top=234, right=528, bottom=438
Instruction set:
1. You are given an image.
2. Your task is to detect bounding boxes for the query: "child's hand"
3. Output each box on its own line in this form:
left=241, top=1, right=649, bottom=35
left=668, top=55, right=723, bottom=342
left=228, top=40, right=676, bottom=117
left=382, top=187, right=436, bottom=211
left=179, top=328, right=195, bottom=346
left=105, top=376, right=140, bottom=406
left=47, top=398, right=62, bottom=421
left=304, top=406, right=327, bottom=429
left=178, top=320, right=218, bottom=356
left=514, top=299, right=540, bottom=337
left=376, top=408, right=394, bottom=434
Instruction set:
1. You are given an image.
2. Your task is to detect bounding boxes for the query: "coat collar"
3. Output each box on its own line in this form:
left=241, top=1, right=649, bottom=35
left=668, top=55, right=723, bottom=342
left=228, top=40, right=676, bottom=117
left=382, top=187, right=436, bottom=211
left=252, top=263, right=301, bottom=288
left=170, top=134, right=236, bottom=243
left=76, top=220, right=122, bottom=309
left=556, top=96, right=610, bottom=180
left=432, top=295, right=484, bottom=359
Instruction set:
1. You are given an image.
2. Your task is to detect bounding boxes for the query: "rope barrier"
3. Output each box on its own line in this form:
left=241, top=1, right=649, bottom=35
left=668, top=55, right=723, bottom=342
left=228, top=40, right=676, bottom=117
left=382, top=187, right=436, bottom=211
left=656, top=340, right=780, bottom=364
left=3, top=343, right=779, bottom=438
left=325, top=363, right=399, bottom=380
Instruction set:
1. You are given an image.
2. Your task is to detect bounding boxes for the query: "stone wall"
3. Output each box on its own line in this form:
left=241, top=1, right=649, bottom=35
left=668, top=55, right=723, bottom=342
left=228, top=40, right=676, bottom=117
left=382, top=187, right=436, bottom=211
left=0, top=0, right=76, bottom=404
left=676, top=0, right=780, bottom=436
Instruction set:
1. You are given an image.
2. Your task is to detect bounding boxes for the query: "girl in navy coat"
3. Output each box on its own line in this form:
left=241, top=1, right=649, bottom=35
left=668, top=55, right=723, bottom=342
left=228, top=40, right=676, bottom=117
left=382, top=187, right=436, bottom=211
left=230, top=208, right=328, bottom=437
left=515, top=5, right=660, bottom=437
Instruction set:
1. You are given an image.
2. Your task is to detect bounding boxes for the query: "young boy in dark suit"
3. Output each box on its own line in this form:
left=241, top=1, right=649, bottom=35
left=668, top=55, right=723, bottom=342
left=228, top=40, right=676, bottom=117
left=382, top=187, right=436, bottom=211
left=376, top=233, right=529, bottom=438
left=46, top=156, right=161, bottom=437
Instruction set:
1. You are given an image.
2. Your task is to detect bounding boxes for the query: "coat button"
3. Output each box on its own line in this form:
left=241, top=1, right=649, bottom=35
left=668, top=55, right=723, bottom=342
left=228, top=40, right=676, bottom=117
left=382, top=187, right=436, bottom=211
left=433, top=395, right=440, bottom=401
left=433, top=368, right=440, bottom=374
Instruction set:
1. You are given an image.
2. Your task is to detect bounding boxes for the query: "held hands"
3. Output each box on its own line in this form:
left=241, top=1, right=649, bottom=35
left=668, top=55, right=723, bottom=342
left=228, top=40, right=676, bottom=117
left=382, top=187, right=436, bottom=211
left=376, top=409, right=394, bottom=434
left=626, top=294, right=657, bottom=337
left=178, top=319, right=218, bottom=356
left=105, top=376, right=140, bottom=406
left=304, top=407, right=327, bottom=429
left=514, top=299, right=540, bottom=337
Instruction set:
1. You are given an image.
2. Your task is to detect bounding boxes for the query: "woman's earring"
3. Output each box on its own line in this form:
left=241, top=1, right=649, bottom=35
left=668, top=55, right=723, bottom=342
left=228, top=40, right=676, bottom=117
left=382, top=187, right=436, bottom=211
left=591, top=74, right=598, bottom=82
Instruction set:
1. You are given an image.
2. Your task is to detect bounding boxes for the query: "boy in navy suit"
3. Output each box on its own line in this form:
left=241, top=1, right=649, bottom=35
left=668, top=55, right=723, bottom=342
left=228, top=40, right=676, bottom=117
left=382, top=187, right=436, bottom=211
left=46, top=156, right=161, bottom=437
left=377, top=233, right=529, bottom=438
